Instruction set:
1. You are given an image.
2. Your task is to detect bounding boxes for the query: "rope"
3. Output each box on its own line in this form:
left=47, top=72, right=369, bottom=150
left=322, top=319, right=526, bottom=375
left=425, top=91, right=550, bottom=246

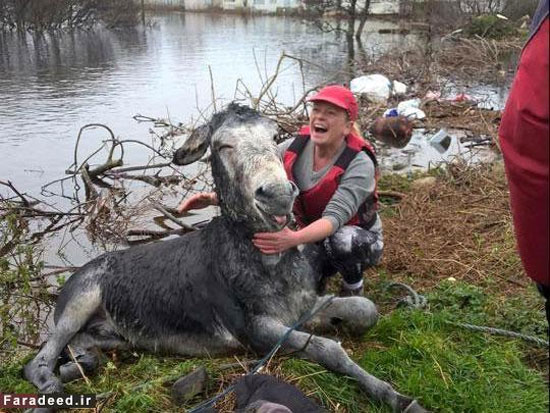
left=385, top=282, right=428, bottom=309
left=386, top=282, right=549, bottom=348
left=187, top=295, right=335, bottom=412
left=444, top=321, right=549, bottom=348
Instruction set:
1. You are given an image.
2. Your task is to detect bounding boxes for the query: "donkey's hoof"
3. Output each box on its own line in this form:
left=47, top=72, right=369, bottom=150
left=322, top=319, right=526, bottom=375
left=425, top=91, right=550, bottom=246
left=59, top=363, right=83, bottom=383
left=39, top=377, right=64, bottom=394
left=403, top=399, right=428, bottom=413
left=59, top=349, right=99, bottom=383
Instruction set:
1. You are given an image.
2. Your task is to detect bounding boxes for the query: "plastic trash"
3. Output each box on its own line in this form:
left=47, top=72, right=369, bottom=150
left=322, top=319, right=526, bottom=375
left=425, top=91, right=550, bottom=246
left=449, top=93, right=475, bottom=103
left=350, top=74, right=392, bottom=103
left=425, top=90, right=441, bottom=101
left=429, top=129, right=452, bottom=154
left=400, top=107, right=426, bottom=120
left=397, top=98, right=421, bottom=112
left=397, top=98, right=426, bottom=120
left=383, top=108, right=399, bottom=117
left=392, top=80, right=407, bottom=96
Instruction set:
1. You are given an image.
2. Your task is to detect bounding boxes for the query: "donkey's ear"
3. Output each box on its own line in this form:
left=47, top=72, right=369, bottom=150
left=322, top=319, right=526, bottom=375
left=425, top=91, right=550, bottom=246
left=172, top=125, right=210, bottom=165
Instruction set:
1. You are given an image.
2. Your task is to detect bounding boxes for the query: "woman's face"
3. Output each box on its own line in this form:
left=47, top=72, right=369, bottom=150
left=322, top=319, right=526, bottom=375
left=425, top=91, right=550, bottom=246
left=309, top=101, right=352, bottom=148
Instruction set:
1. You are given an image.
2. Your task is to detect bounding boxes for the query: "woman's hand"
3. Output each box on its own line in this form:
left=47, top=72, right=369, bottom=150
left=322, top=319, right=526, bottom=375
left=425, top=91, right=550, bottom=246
left=177, top=192, right=218, bottom=214
left=253, top=227, right=300, bottom=255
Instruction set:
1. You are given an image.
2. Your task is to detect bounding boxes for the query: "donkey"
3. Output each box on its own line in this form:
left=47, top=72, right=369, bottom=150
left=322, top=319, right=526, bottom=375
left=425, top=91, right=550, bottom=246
left=24, top=103, right=426, bottom=412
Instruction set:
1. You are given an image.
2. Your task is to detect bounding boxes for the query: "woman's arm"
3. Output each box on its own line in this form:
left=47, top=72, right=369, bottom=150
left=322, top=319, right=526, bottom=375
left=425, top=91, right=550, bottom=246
left=253, top=218, right=334, bottom=255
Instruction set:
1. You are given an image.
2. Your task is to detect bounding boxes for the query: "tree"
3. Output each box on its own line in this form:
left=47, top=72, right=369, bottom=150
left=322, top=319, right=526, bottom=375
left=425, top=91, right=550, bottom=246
left=0, top=0, right=139, bottom=32
left=304, top=0, right=372, bottom=41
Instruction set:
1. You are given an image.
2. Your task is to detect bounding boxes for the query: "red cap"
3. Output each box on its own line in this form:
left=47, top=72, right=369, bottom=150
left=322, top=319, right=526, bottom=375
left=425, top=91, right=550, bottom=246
left=307, top=85, right=358, bottom=121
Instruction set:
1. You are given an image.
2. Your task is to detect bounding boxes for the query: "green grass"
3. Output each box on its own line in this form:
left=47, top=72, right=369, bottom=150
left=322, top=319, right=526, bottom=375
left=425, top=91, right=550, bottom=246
left=1, top=280, right=547, bottom=412
left=360, top=309, right=547, bottom=412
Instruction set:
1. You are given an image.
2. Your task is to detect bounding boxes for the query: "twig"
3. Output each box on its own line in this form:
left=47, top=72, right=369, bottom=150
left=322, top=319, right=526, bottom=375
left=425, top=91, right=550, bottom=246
left=209, top=65, right=217, bottom=113
left=67, top=345, right=92, bottom=386
left=0, top=180, right=30, bottom=207
left=378, top=190, right=406, bottom=199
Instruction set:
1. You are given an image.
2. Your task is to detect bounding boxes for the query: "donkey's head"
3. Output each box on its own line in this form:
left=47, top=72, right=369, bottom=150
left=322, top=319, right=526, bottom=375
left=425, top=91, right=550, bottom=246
left=173, top=103, right=298, bottom=233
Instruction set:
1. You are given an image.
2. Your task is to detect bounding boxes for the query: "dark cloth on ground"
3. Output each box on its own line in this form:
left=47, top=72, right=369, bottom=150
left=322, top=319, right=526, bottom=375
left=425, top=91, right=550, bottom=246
left=234, top=374, right=324, bottom=413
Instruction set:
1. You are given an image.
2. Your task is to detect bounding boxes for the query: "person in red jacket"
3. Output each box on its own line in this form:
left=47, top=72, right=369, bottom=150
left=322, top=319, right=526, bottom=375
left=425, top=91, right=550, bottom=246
left=499, top=0, right=549, bottom=323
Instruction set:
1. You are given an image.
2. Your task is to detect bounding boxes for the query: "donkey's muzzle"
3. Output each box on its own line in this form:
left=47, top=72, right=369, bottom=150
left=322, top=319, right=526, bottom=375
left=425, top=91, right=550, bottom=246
left=255, top=181, right=298, bottom=211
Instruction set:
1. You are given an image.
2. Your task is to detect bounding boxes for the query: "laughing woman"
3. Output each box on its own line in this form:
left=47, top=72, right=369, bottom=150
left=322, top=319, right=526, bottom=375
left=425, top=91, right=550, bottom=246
left=254, top=85, right=382, bottom=296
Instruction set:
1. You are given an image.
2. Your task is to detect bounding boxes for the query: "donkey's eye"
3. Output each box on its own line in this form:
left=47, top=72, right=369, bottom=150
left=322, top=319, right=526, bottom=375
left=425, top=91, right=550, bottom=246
left=218, top=144, right=234, bottom=151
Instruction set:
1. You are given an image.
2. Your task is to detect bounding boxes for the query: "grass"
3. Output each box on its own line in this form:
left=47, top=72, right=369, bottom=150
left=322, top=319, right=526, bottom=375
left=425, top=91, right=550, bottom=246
left=1, top=163, right=548, bottom=412
left=1, top=278, right=547, bottom=412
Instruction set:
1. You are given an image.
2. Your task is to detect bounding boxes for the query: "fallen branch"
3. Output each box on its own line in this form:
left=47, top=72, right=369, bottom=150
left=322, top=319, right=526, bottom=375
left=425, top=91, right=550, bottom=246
left=150, top=200, right=198, bottom=231
left=106, top=172, right=182, bottom=187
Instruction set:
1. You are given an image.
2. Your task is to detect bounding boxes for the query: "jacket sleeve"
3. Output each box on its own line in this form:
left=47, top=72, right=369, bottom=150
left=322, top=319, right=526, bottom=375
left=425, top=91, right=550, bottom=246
left=498, top=7, right=549, bottom=286
left=322, top=152, right=375, bottom=231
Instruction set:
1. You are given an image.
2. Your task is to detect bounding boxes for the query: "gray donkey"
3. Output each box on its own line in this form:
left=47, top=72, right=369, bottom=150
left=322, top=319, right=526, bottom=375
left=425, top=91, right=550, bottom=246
left=24, top=103, right=426, bottom=412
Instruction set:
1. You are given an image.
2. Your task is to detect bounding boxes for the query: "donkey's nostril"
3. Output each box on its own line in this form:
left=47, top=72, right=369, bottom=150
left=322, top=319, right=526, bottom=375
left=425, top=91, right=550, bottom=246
left=289, top=181, right=299, bottom=196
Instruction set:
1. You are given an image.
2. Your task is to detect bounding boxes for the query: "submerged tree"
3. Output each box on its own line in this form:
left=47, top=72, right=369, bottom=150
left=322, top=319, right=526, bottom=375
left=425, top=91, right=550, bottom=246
left=304, top=0, right=372, bottom=41
left=0, top=0, right=139, bottom=32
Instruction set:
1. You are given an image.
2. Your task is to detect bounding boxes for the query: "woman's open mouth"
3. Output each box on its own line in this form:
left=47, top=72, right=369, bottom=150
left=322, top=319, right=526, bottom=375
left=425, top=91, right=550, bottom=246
left=313, top=124, right=328, bottom=134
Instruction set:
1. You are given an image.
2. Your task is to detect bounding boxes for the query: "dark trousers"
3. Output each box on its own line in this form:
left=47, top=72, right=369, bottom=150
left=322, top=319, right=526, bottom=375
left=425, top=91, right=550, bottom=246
left=320, top=225, right=383, bottom=285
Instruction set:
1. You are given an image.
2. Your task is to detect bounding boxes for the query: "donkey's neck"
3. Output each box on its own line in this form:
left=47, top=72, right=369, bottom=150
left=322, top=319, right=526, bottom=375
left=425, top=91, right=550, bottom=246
left=213, top=215, right=294, bottom=266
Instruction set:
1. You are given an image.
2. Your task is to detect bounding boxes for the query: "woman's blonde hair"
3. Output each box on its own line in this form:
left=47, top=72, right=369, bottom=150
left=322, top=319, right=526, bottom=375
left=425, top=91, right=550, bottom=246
left=351, top=122, right=364, bottom=140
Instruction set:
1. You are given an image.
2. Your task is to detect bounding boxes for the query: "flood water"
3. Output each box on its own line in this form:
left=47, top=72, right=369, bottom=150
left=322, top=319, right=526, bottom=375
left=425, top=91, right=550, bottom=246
left=0, top=12, right=421, bottom=194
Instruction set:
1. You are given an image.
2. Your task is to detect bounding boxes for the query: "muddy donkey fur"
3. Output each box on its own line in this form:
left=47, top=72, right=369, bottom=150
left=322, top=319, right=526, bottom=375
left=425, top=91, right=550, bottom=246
left=25, top=103, right=426, bottom=412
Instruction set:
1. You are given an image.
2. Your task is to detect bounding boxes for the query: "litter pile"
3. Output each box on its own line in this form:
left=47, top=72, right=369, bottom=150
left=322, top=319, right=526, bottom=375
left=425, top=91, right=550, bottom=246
left=349, top=73, right=503, bottom=172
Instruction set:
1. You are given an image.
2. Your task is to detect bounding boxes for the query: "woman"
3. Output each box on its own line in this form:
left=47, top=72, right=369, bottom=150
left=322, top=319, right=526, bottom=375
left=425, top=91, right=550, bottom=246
left=178, top=85, right=411, bottom=296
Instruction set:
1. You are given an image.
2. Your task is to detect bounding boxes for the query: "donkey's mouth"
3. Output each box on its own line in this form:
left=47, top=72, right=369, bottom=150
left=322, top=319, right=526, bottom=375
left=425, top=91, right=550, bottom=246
left=255, top=201, right=290, bottom=230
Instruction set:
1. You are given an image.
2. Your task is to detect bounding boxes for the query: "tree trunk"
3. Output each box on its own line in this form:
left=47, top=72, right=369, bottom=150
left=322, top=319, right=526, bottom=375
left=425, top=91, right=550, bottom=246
left=346, top=0, right=357, bottom=39
left=355, top=0, right=371, bottom=40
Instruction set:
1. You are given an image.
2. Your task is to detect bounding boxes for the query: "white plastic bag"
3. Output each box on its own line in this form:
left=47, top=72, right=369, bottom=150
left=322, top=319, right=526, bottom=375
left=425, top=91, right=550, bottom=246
left=350, top=74, right=392, bottom=103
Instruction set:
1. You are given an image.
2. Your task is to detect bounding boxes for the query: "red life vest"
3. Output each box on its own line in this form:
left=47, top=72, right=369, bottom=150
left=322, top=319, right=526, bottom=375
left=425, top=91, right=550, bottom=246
left=283, top=126, right=379, bottom=229
left=499, top=11, right=549, bottom=286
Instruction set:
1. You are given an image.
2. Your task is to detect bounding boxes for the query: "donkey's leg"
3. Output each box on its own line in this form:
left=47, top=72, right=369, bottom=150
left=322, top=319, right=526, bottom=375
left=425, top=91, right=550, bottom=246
left=250, top=316, right=427, bottom=413
left=24, top=286, right=102, bottom=393
left=303, top=296, right=379, bottom=336
left=59, top=317, right=129, bottom=383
